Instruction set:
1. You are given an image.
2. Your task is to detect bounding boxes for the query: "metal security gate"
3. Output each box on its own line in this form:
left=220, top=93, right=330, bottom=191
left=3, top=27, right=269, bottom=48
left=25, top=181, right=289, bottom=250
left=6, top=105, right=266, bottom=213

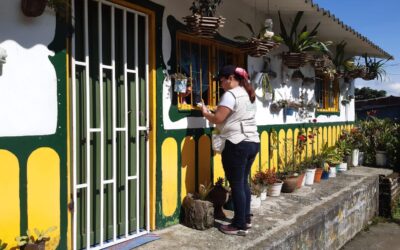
left=71, top=0, right=150, bottom=249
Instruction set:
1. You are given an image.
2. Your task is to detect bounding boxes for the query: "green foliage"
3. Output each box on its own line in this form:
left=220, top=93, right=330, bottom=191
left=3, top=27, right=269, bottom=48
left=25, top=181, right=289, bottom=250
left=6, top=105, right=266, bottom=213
left=355, top=87, right=386, bottom=100
left=272, top=11, right=331, bottom=53
left=358, top=116, right=400, bottom=168
left=362, top=54, right=389, bottom=81
left=234, top=19, right=274, bottom=42
left=190, top=0, right=223, bottom=17
left=315, top=143, right=338, bottom=166
left=0, top=240, right=7, bottom=250
left=15, top=226, right=57, bottom=247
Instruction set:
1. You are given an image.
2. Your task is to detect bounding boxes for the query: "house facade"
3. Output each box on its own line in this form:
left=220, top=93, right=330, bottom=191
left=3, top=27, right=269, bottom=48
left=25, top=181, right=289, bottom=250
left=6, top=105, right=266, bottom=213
left=0, top=0, right=392, bottom=249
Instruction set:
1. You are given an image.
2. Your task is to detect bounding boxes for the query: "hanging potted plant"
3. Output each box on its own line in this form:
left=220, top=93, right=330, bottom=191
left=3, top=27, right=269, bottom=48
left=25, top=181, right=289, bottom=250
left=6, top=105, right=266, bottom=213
left=234, top=18, right=280, bottom=57
left=361, top=54, right=388, bottom=81
left=183, top=0, right=225, bottom=38
left=272, top=11, right=331, bottom=69
left=15, top=226, right=57, bottom=250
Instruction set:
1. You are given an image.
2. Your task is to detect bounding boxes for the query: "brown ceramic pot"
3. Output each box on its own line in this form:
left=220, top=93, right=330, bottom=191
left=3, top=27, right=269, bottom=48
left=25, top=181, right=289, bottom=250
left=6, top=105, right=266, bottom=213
left=282, top=175, right=299, bottom=193
left=296, top=172, right=305, bottom=189
left=314, top=168, right=323, bottom=183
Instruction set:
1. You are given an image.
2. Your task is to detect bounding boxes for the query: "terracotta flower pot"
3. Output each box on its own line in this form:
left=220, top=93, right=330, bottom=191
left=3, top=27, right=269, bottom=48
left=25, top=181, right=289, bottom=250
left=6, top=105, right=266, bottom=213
left=314, top=168, right=323, bottom=183
left=21, top=0, right=47, bottom=17
left=296, top=173, right=305, bottom=189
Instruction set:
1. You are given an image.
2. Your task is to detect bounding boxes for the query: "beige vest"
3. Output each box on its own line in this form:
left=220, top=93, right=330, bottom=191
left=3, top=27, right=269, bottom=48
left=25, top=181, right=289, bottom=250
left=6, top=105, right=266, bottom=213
left=217, top=87, right=260, bottom=144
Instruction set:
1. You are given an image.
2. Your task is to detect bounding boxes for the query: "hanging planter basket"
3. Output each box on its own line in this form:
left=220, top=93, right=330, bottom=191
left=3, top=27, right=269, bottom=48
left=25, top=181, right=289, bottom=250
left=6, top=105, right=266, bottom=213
left=362, top=71, right=377, bottom=81
left=346, top=67, right=367, bottom=79
left=183, top=14, right=225, bottom=38
left=238, top=38, right=280, bottom=57
left=21, top=0, right=47, bottom=17
left=282, top=52, right=306, bottom=69
left=313, top=55, right=334, bottom=71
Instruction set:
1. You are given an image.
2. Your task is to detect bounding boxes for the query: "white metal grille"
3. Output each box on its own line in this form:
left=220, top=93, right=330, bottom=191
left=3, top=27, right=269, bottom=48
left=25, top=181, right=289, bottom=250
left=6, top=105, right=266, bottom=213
left=71, top=0, right=150, bottom=249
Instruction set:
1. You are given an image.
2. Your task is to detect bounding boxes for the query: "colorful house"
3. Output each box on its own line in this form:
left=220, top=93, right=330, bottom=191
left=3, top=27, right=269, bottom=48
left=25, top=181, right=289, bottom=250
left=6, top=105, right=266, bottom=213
left=0, top=0, right=392, bottom=249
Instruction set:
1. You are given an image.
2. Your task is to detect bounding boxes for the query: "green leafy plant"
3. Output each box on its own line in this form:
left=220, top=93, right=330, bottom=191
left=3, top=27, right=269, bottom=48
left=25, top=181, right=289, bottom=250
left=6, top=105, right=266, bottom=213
left=362, top=54, right=389, bottom=81
left=272, top=11, right=331, bottom=54
left=234, top=19, right=275, bottom=42
left=189, top=0, right=223, bottom=17
left=16, top=226, right=57, bottom=248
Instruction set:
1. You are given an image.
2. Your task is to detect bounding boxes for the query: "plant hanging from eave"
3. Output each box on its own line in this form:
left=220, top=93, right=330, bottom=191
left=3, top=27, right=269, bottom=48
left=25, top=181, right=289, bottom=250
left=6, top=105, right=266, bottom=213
left=190, top=0, right=223, bottom=17
left=184, top=0, right=225, bottom=38
left=272, top=11, right=331, bottom=54
left=272, top=11, right=331, bottom=68
left=362, top=54, right=389, bottom=81
left=234, top=19, right=280, bottom=57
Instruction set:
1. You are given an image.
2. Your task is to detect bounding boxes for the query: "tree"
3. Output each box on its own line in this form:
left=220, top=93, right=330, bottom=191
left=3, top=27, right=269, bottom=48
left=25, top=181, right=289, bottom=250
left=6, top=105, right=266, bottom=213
left=355, top=87, right=386, bottom=100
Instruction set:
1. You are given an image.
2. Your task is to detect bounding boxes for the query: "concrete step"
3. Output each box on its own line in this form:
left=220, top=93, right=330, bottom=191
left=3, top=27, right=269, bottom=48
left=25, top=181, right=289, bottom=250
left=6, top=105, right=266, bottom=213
left=139, top=167, right=392, bottom=250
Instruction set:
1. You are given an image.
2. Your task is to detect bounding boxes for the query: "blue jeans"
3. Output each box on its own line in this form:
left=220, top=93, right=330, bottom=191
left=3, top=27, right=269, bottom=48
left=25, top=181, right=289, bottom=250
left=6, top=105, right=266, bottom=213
left=222, top=140, right=260, bottom=229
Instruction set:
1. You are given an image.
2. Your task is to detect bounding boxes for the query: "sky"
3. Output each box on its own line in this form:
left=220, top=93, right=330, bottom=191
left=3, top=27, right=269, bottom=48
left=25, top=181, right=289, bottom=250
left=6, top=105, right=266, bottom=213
left=314, top=0, right=400, bottom=96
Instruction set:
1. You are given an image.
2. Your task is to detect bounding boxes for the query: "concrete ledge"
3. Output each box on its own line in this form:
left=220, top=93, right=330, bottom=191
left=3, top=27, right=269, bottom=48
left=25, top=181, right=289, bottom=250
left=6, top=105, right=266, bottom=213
left=139, top=167, right=392, bottom=250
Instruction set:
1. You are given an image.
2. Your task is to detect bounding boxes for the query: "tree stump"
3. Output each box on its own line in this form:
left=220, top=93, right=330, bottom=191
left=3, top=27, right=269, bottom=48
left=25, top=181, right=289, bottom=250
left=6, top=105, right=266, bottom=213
left=181, top=193, right=214, bottom=230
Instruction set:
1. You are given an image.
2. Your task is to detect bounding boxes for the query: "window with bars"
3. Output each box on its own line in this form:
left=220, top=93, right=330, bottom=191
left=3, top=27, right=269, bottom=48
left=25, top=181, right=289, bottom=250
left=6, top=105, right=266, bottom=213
left=175, top=32, right=244, bottom=110
left=315, top=75, right=339, bottom=112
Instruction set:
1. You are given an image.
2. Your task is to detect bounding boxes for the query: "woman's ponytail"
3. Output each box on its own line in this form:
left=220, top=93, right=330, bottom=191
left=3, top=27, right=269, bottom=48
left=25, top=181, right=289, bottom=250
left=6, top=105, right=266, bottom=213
left=234, top=67, right=256, bottom=103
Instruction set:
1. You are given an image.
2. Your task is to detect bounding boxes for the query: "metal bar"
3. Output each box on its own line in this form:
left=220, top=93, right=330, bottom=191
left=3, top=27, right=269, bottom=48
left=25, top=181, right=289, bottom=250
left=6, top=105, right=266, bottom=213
left=103, top=179, right=114, bottom=185
left=126, top=69, right=138, bottom=74
left=75, top=61, right=88, bottom=66
left=115, top=127, right=127, bottom=132
left=111, top=5, right=117, bottom=242
left=101, top=65, right=114, bottom=70
left=123, top=9, right=129, bottom=237
left=89, top=128, right=102, bottom=133
left=134, top=12, right=140, bottom=234
left=84, top=0, right=91, bottom=248
left=71, top=0, right=77, bottom=247
left=145, top=14, right=150, bottom=232
left=98, top=0, right=105, bottom=246
left=76, top=183, right=88, bottom=189
left=127, top=175, right=138, bottom=180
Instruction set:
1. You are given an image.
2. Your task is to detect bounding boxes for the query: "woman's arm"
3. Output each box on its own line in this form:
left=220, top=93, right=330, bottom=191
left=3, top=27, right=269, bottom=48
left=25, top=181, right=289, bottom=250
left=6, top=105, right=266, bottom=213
left=201, top=105, right=231, bottom=124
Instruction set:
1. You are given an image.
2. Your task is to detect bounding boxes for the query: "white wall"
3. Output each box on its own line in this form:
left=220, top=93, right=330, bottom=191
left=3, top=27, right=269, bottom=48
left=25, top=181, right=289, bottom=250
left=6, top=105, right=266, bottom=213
left=0, top=0, right=57, bottom=137
left=156, top=0, right=356, bottom=130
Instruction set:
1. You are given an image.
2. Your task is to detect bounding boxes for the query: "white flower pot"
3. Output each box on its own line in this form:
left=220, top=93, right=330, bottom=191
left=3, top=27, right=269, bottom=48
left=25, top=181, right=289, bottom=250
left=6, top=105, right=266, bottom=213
left=305, top=168, right=316, bottom=186
left=376, top=151, right=387, bottom=167
left=267, top=182, right=283, bottom=197
left=338, top=162, right=347, bottom=172
left=260, top=190, right=267, bottom=201
left=264, top=92, right=273, bottom=102
left=329, top=165, right=337, bottom=178
left=352, top=149, right=359, bottom=167
left=250, top=195, right=261, bottom=209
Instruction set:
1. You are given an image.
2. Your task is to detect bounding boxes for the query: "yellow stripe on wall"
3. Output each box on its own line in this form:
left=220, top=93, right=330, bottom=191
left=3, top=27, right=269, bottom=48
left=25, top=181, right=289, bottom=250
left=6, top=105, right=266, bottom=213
left=260, top=131, right=269, bottom=171
left=213, top=153, right=224, bottom=184
left=278, top=129, right=286, bottom=171
left=318, top=127, right=323, bottom=153
left=0, top=150, right=19, bottom=250
left=27, top=147, right=60, bottom=250
left=198, top=135, right=211, bottom=187
left=250, top=152, right=260, bottom=178
left=328, top=126, right=333, bottom=147
left=161, top=138, right=178, bottom=217
left=286, top=129, right=293, bottom=163
left=181, top=136, right=195, bottom=202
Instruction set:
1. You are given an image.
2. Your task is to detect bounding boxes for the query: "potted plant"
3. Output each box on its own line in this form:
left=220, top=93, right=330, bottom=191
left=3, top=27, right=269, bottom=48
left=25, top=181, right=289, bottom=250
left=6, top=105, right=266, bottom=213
left=278, top=157, right=300, bottom=193
left=252, top=171, right=268, bottom=201
left=15, top=226, right=57, bottom=250
left=250, top=182, right=262, bottom=209
left=181, top=183, right=214, bottom=230
left=234, top=18, right=280, bottom=57
left=264, top=167, right=283, bottom=197
left=273, top=11, right=331, bottom=69
left=336, top=131, right=352, bottom=171
left=172, top=73, right=192, bottom=105
left=183, top=0, right=225, bottom=38
left=207, top=177, right=230, bottom=219
left=361, top=54, right=388, bottom=81
left=251, top=58, right=275, bottom=102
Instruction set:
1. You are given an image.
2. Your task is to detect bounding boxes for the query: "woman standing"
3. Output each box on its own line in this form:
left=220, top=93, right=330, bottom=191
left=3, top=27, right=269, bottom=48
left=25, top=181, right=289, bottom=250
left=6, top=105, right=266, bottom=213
left=201, top=65, right=260, bottom=236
